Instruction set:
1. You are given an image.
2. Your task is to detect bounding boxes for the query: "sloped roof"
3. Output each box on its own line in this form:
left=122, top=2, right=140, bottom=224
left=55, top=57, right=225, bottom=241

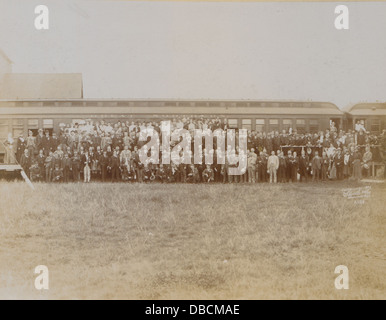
left=0, top=73, right=83, bottom=99
left=0, top=99, right=344, bottom=116
left=347, top=103, right=386, bottom=116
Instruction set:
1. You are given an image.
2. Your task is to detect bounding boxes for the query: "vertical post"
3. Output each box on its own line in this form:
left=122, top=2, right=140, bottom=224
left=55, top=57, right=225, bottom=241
left=372, top=162, right=375, bottom=178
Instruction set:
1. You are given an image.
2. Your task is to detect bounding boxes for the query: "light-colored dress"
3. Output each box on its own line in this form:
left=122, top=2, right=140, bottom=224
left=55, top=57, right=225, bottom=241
left=4, top=138, right=15, bottom=163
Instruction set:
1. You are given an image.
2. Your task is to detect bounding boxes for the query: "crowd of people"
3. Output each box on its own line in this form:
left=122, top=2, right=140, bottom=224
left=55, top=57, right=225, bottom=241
left=2, top=116, right=386, bottom=183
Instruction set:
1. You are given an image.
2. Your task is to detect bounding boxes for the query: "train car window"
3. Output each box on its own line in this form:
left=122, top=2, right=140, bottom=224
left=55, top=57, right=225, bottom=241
left=296, top=119, right=306, bottom=134
left=43, top=119, right=54, bottom=128
left=255, top=119, right=265, bottom=132
left=309, top=120, right=319, bottom=133
left=269, top=119, right=279, bottom=132
left=0, top=120, right=9, bottom=137
left=13, top=127, right=24, bottom=138
left=242, top=119, right=251, bottom=130
left=228, top=119, right=238, bottom=129
left=43, top=119, right=54, bottom=135
left=72, top=119, right=84, bottom=126
left=28, top=119, right=39, bottom=136
left=12, top=119, right=24, bottom=138
left=13, top=119, right=24, bottom=126
left=283, top=119, right=293, bottom=132
left=371, top=119, right=381, bottom=133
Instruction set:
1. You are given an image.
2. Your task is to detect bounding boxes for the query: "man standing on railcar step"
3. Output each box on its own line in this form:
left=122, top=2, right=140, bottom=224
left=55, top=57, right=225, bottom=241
left=16, top=133, right=26, bottom=163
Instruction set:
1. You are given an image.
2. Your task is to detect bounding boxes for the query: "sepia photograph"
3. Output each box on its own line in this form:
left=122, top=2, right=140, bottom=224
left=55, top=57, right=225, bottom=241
left=0, top=0, right=385, bottom=302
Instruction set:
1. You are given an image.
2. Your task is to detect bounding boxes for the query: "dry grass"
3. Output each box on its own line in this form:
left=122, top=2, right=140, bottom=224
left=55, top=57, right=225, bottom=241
left=0, top=180, right=385, bottom=300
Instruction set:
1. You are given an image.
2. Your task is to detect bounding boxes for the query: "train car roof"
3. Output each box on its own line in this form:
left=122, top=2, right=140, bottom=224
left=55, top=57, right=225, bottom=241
left=0, top=99, right=344, bottom=116
left=347, top=103, right=386, bottom=116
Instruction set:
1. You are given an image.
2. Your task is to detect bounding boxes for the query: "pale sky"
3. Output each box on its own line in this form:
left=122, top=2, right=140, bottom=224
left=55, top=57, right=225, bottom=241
left=0, top=0, right=386, bottom=109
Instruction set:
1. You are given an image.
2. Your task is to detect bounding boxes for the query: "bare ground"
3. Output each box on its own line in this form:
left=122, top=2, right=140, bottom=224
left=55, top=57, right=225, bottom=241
left=0, top=181, right=385, bottom=299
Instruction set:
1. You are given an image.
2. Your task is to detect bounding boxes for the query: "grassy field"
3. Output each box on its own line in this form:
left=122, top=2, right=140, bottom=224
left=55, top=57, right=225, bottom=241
left=0, top=180, right=385, bottom=300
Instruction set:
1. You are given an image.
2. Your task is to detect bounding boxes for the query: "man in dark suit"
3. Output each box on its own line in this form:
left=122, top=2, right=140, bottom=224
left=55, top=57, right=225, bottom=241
left=16, top=133, right=26, bottom=163
left=109, top=150, right=121, bottom=182
left=290, top=151, right=299, bottom=182
left=71, top=150, right=81, bottom=182
left=52, top=164, right=63, bottom=183
left=99, top=151, right=110, bottom=182
left=36, top=149, right=46, bottom=180
left=42, top=131, right=52, bottom=156
left=35, top=129, right=44, bottom=154
left=277, top=151, right=285, bottom=183
left=20, top=149, right=32, bottom=177
left=133, top=147, right=143, bottom=183
left=285, top=150, right=293, bottom=182
left=298, top=150, right=309, bottom=182
left=258, top=150, right=268, bottom=183
left=335, top=148, right=344, bottom=180
left=61, top=153, right=72, bottom=183
left=51, top=132, right=59, bottom=152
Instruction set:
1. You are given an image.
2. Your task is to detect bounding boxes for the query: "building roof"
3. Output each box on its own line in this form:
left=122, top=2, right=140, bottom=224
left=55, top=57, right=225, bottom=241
left=347, top=103, right=386, bottom=116
left=0, top=73, right=83, bottom=100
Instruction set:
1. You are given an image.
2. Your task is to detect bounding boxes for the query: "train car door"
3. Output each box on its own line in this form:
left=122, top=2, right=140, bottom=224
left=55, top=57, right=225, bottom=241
left=27, top=119, right=39, bottom=136
left=354, top=118, right=367, bottom=132
left=0, top=119, right=9, bottom=163
left=330, top=118, right=341, bottom=132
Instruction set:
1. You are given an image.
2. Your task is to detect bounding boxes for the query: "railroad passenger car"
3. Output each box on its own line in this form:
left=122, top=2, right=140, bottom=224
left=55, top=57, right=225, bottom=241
left=0, top=99, right=346, bottom=162
left=345, top=103, right=386, bottom=134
